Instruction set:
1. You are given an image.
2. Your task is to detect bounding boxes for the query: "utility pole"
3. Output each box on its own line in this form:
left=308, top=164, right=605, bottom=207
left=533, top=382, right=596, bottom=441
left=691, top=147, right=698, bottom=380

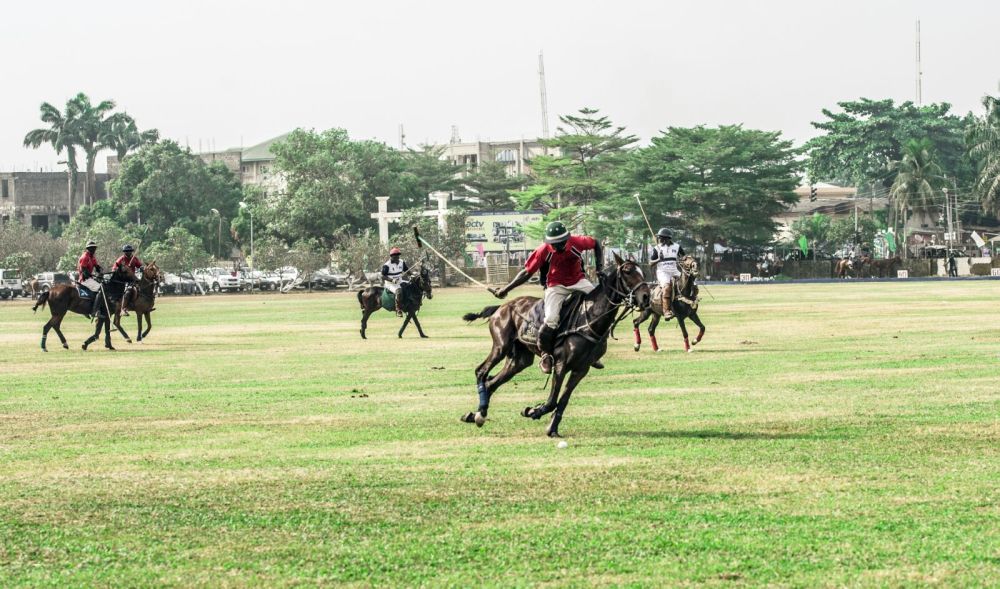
left=944, top=187, right=953, bottom=252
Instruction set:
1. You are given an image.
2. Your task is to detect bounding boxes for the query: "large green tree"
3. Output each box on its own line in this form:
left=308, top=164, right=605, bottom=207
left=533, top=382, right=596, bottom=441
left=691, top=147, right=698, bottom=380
left=454, top=160, right=525, bottom=211
left=0, top=221, right=66, bottom=277
left=626, top=125, right=802, bottom=264
left=68, top=93, right=116, bottom=205
left=399, top=145, right=460, bottom=208
left=806, top=98, right=973, bottom=190
left=143, top=227, right=212, bottom=276
left=23, top=100, right=81, bottom=210
left=109, top=140, right=243, bottom=254
left=515, top=108, right=637, bottom=232
left=968, top=95, right=1000, bottom=215
left=58, top=217, right=140, bottom=271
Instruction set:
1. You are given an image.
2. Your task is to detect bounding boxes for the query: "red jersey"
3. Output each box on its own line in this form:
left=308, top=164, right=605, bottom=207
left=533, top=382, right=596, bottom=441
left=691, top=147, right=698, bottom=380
left=524, top=235, right=597, bottom=287
left=78, top=251, right=100, bottom=279
left=114, top=254, right=142, bottom=273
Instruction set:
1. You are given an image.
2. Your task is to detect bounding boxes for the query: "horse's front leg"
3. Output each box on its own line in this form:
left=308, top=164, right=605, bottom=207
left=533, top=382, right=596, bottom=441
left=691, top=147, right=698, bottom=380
left=632, top=308, right=651, bottom=352
left=115, top=310, right=132, bottom=344
left=360, top=308, right=373, bottom=339
left=678, top=316, right=691, bottom=352
left=546, top=368, right=589, bottom=438
left=523, top=365, right=565, bottom=422
left=690, top=312, right=706, bottom=346
left=141, top=312, right=152, bottom=340
left=411, top=313, right=429, bottom=338
left=398, top=313, right=413, bottom=338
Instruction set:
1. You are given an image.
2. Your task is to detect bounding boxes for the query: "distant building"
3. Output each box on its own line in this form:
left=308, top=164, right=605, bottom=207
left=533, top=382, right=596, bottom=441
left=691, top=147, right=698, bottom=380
left=0, top=172, right=108, bottom=230
left=773, top=183, right=887, bottom=241
left=439, top=139, right=547, bottom=177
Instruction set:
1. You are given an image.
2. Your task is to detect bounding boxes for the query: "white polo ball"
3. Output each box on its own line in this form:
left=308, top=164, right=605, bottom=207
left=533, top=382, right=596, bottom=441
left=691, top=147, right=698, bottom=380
left=556, top=440, right=568, bottom=449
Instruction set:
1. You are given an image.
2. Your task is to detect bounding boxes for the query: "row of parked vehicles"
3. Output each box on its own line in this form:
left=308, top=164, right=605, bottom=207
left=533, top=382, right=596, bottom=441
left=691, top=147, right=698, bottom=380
left=0, top=266, right=377, bottom=300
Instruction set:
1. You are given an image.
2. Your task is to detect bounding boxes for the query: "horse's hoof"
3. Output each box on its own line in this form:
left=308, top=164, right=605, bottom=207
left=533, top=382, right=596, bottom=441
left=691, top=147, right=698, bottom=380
left=474, top=412, right=486, bottom=427
left=546, top=429, right=562, bottom=438
left=687, top=349, right=693, bottom=354
left=420, top=335, right=429, bottom=339
left=460, top=412, right=477, bottom=424
left=521, top=406, right=533, bottom=418
left=633, top=345, right=640, bottom=352
left=61, top=344, right=69, bottom=350
left=126, top=339, right=133, bottom=344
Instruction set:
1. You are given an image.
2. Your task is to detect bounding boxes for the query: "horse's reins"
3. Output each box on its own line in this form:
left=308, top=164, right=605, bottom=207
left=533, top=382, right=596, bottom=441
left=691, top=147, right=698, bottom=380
left=561, top=264, right=646, bottom=343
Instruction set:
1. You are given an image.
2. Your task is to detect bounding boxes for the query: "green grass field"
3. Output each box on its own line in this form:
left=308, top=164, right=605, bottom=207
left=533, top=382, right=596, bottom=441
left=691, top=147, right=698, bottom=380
left=1, top=282, right=998, bottom=587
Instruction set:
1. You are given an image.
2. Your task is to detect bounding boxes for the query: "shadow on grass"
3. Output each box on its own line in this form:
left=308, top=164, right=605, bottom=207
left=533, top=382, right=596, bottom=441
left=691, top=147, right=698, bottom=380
left=609, top=429, right=842, bottom=441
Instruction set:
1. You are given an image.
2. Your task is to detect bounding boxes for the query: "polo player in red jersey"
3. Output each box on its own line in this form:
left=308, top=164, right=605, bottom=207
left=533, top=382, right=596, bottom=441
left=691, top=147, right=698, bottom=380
left=490, top=221, right=604, bottom=374
left=113, top=244, right=143, bottom=316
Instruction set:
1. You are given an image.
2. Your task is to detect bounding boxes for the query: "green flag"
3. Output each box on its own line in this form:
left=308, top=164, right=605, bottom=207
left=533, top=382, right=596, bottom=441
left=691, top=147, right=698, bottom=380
left=798, top=235, right=809, bottom=256
left=885, top=231, right=896, bottom=253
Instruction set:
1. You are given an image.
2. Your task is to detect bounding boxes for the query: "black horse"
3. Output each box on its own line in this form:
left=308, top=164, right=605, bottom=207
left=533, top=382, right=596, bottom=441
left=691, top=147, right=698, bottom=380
left=357, top=263, right=433, bottom=339
left=633, top=256, right=706, bottom=353
left=460, top=254, right=651, bottom=437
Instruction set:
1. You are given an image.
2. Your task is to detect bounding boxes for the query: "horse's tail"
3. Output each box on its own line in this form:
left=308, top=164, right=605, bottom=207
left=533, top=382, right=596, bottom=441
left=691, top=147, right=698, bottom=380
left=357, top=289, right=364, bottom=309
left=33, top=291, right=49, bottom=313
left=462, top=305, right=500, bottom=323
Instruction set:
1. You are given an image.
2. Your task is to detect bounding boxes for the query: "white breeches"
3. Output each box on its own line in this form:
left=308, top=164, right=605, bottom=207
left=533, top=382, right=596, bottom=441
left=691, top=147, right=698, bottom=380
left=542, top=279, right=596, bottom=328
left=656, top=266, right=680, bottom=287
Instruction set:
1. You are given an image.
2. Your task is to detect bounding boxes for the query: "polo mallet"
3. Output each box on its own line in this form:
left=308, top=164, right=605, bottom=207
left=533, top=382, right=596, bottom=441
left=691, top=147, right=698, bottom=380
left=412, top=226, right=491, bottom=290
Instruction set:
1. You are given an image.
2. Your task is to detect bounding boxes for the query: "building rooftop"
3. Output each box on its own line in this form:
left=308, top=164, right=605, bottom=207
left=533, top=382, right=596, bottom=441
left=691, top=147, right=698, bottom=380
left=240, top=132, right=292, bottom=162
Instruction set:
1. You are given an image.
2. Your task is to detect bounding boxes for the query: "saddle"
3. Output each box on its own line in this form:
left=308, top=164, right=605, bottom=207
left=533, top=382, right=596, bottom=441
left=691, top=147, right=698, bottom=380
left=517, top=292, right=588, bottom=346
left=651, top=282, right=699, bottom=314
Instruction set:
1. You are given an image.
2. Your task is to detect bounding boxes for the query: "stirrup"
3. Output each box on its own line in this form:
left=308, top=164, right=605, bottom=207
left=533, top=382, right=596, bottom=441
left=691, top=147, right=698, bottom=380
left=539, top=354, right=553, bottom=374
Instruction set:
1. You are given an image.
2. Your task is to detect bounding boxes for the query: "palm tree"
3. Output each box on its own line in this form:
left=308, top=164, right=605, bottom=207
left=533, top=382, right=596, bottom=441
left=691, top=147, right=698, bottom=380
left=23, top=101, right=81, bottom=212
left=68, top=92, right=116, bottom=206
left=100, top=113, right=160, bottom=163
left=889, top=138, right=944, bottom=258
left=968, top=95, right=1000, bottom=215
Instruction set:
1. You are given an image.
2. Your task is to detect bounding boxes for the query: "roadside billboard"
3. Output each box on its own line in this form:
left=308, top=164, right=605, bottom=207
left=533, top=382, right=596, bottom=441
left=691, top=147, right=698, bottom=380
left=465, top=210, right=544, bottom=253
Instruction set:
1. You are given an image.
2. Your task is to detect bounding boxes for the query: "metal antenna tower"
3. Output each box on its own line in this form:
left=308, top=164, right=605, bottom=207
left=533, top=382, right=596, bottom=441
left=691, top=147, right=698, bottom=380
left=538, top=51, right=550, bottom=139
left=915, top=20, right=923, bottom=105
left=398, top=124, right=406, bottom=149
left=450, top=125, right=461, bottom=144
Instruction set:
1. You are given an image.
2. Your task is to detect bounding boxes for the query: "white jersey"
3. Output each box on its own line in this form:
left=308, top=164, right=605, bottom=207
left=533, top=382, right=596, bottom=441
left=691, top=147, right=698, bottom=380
left=652, top=242, right=683, bottom=285
left=382, top=259, right=409, bottom=284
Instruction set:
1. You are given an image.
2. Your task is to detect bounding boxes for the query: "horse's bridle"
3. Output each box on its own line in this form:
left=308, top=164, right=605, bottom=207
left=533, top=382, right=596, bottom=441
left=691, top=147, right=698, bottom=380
left=604, top=262, right=646, bottom=310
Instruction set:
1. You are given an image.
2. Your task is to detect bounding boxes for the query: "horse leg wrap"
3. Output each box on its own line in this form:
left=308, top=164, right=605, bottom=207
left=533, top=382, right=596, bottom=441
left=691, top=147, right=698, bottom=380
left=40, top=336, right=47, bottom=350
left=650, top=335, right=659, bottom=352
left=684, top=337, right=690, bottom=352
left=695, top=330, right=704, bottom=344
left=633, top=328, right=641, bottom=345
left=477, top=381, right=489, bottom=413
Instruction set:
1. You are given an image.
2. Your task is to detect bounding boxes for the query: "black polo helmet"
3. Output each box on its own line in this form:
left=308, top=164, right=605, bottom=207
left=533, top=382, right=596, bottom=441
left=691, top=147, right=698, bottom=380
left=656, top=228, right=672, bottom=239
left=544, top=221, right=571, bottom=244
left=85, top=240, right=98, bottom=249
left=122, top=244, right=135, bottom=253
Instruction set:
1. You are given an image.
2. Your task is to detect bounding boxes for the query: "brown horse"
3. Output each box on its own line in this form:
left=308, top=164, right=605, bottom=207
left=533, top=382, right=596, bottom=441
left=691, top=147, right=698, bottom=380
left=868, top=256, right=902, bottom=278
left=357, top=262, right=433, bottom=339
left=459, top=253, right=650, bottom=437
left=633, top=256, right=706, bottom=353
left=114, top=261, right=162, bottom=344
left=835, top=256, right=869, bottom=279
left=33, top=266, right=135, bottom=352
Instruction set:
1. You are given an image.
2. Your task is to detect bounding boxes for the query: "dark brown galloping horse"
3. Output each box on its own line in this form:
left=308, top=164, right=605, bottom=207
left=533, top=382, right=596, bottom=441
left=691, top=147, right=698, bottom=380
left=460, top=253, right=650, bottom=438
left=33, top=266, right=135, bottom=352
left=114, top=261, right=162, bottom=344
left=357, top=262, right=433, bottom=339
left=632, top=256, right=706, bottom=353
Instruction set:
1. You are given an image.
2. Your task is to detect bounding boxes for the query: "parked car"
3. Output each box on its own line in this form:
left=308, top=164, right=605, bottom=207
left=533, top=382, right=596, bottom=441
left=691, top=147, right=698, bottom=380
left=196, top=267, right=242, bottom=293
left=238, top=269, right=281, bottom=291
left=162, top=272, right=206, bottom=295
left=0, top=269, right=23, bottom=299
left=33, top=272, right=73, bottom=293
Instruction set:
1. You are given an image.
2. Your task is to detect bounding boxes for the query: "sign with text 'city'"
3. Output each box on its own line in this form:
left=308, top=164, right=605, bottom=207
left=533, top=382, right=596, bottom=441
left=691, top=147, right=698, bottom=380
left=465, top=211, right=543, bottom=253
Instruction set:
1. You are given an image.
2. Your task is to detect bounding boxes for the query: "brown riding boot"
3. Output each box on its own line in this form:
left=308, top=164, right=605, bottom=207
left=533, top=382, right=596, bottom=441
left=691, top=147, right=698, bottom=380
left=395, top=292, right=403, bottom=317
left=537, top=325, right=556, bottom=374
left=662, top=285, right=674, bottom=319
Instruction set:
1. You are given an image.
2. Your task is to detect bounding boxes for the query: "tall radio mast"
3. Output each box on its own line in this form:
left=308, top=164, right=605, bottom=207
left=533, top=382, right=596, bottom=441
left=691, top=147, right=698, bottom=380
left=538, top=51, right=550, bottom=140
left=915, top=20, right=923, bottom=105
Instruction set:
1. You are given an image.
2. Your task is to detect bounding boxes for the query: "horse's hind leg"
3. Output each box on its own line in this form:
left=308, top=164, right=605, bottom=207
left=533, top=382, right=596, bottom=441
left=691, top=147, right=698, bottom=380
left=463, top=342, right=509, bottom=426
left=690, top=312, right=706, bottom=346
left=648, top=314, right=661, bottom=352
left=115, top=312, right=132, bottom=344
left=41, top=318, right=54, bottom=352
left=411, top=314, right=428, bottom=339
left=545, top=368, right=589, bottom=438
left=360, top=308, right=373, bottom=339
left=52, top=315, right=69, bottom=350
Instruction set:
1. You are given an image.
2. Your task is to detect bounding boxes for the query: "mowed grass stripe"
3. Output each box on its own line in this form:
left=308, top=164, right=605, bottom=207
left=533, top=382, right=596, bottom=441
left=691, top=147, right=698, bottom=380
left=0, top=282, right=998, bottom=586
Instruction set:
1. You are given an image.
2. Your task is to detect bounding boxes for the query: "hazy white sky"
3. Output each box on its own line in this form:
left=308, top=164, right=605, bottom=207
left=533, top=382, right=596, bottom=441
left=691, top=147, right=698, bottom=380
left=3, top=0, right=997, bottom=172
